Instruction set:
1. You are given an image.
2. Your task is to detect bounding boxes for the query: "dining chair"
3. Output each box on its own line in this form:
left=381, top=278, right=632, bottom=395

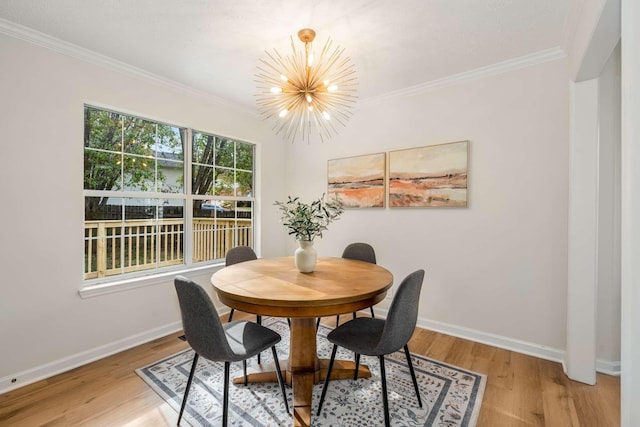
left=317, top=243, right=378, bottom=330
left=174, top=276, right=289, bottom=426
left=316, top=269, right=425, bottom=427
left=225, top=246, right=258, bottom=323
left=342, top=242, right=377, bottom=319
left=316, top=242, right=376, bottom=329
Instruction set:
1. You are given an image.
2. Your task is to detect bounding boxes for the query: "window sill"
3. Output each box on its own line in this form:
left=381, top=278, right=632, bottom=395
left=78, top=263, right=225, bottom=299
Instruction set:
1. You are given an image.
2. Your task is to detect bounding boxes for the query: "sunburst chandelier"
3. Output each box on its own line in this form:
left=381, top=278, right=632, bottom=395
left=255, top=28, right=358, bottom=143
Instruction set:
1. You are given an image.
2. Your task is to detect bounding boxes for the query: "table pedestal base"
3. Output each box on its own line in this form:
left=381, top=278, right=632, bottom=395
left=232, top=358, right=372, bottom=427
left=231, top=358, right=372, bottom=385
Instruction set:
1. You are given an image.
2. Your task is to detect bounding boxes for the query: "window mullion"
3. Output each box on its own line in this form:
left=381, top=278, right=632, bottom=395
left=233, top=140, right=238, bottom=248
left=119, top=118, right=125, bottom=276
left=184, top=128, right=193, bottom=265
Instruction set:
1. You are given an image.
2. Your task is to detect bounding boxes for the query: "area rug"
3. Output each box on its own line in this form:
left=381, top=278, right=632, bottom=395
left=136, top=319, right=486, bottom=426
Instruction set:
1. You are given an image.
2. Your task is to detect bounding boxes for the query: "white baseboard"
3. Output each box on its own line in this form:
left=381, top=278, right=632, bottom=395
left=563, top=357, right=620, bottom=379
left=2, top=309, right=620, bottom=396
left=415, top=316, right=565, bottom=363
left=596, top=359, right=621, bottom=376
left=372, top=308, right=621, bottom=376
left=0, top=321, right=182, bottom=395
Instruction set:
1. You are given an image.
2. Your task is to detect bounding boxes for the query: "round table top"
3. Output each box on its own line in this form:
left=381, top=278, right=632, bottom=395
left=210, top=256, right=394, bottom=317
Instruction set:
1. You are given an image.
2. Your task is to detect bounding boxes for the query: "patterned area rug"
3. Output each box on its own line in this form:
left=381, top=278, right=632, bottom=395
left=136, top=319, right=486, bottom=426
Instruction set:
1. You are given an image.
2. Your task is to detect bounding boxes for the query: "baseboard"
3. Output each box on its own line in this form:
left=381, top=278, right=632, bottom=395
left=1, top=309, right=620, bottom=395
left=0, top=321, right=182, bottom=395
left=414, top=316, right=566, bottom=364
left=562, top=358, right=620, bottom=379
left=596, top=359, right=621, bottom=376
left=370, top=307, right=621, bottom=377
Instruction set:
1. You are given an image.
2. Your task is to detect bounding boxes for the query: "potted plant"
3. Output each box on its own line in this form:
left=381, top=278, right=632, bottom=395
left=274, top=194, right=344, bottom=272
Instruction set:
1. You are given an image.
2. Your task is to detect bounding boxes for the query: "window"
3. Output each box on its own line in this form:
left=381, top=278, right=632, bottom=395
left=83, top=105, right=254, bottom=283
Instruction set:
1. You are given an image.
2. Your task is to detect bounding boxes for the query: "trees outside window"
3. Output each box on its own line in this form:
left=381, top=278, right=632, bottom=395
left=83, top=105, right=254, bottom=282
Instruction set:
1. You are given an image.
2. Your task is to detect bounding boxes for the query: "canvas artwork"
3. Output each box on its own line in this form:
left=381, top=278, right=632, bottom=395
left=389, top=140, right=469, bottom=207
left=327, top=152, right=386, bottom=208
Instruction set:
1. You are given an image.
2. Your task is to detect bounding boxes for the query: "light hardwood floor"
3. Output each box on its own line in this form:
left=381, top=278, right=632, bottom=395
left=0, top=313, right=620, bottom=427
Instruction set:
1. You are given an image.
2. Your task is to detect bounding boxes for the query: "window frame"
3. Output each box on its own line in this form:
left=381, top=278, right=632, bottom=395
left=81, top=104, right=256, bottom=297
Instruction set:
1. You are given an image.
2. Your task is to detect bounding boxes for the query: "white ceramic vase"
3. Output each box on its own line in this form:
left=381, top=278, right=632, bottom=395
left=294, top=240, right=317, bottom=273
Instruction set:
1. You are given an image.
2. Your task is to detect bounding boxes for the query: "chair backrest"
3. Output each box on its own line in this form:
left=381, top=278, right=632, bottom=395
left=374, top=269, right=425, bottom=355
left=226, top=246, right=257, bottom=266
left=174, top=276, right=235, bottom=361
left=341, top=242, right=376, bottom=264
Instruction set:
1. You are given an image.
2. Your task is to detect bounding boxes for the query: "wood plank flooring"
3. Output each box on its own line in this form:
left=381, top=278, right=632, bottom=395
left=0, top=313, right=620, bottom=426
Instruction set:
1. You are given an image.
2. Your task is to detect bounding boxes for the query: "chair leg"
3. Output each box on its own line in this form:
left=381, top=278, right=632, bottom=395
left=317, top=344, right=338, bottom=416
left=271, top=346, right=290, bottom=413
left=222, top=361, right=230, bottom=427
left=352, top=311, right=357, bottom=320
left=370, top=306, right=375, bottom=318
left=227, top=308, right=235, bottom=322
left=354, top=353, right=360, bottom=380
left=257, top=315, right=262, bottom=364
left=316, top=317, right=321, bottom=330
left=379, top=355, right=390, bottom=427
left=243, top=360, right=248, bottom=386
left=336, top=315, right=340, bottom=327
left=404, top=345, right=423, bottom=408
left=178, top=353, right=199, bottom=425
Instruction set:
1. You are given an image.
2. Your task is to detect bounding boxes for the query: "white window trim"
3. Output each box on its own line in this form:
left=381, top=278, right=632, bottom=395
left=82, top=105, right=256, bottom=293
left=78, top=262, right=225, bottom=299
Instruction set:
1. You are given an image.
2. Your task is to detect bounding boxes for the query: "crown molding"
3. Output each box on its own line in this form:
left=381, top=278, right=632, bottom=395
left=358, top=47, right=567, bottom=108
left=1, top=17, right=566, bottom=116
left=0, top=17, right=257, bottom=117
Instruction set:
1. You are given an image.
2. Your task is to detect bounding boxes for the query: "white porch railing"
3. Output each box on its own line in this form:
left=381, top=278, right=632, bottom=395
left=84, top=218, right=252, bottom=279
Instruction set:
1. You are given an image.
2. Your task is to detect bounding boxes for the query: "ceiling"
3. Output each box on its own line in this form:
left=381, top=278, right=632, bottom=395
left=0, top=0, right=575, bottom=112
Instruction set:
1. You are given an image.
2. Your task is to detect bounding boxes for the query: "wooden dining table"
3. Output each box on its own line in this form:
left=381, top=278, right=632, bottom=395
left=210, top=256, right=393, bottom=427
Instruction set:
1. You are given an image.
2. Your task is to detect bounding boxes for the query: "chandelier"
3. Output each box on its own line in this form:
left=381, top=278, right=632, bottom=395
left=255, top=28, right=358, bottom=143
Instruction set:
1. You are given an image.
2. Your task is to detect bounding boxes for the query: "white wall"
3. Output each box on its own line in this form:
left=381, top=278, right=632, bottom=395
left=596, top=44, right=621, bottom=366
left=620, top=0, right=640, bottom=423
left=0, top=33, right=286, bottom=390
left=283, top=58, right=571, bottom=356
left=563, top=0, right=621, bottom=382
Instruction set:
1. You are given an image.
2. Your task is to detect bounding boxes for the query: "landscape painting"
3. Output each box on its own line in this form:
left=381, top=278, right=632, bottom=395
left=328, top=152, right=386, bottom=208
left=389, top=141, right=469, bottom=207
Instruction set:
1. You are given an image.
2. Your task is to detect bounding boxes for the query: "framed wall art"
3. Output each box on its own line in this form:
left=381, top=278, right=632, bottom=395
left=328, top=152, right=386, bottom=208
left=389, top=140, right=469, bottom=207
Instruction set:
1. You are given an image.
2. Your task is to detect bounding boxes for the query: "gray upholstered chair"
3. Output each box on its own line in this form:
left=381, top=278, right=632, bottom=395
left=316, top=269, right=425, bottom=427
left=174, top=276, right=289, bottom=426
left=317, top=243, right=378, bottom=330
left=225, top=246, right=290, bottom=362
left=342, top=242, right=377, bottom=319
left=225, top=246, right=258, bottom=323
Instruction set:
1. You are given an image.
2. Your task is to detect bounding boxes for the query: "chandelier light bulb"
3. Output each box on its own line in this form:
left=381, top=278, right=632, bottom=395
left=255, top=28, right=358, bottom=143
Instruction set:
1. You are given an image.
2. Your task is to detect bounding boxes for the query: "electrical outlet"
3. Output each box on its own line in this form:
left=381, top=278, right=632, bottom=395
left=0, top=376, right=19, bottom=393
